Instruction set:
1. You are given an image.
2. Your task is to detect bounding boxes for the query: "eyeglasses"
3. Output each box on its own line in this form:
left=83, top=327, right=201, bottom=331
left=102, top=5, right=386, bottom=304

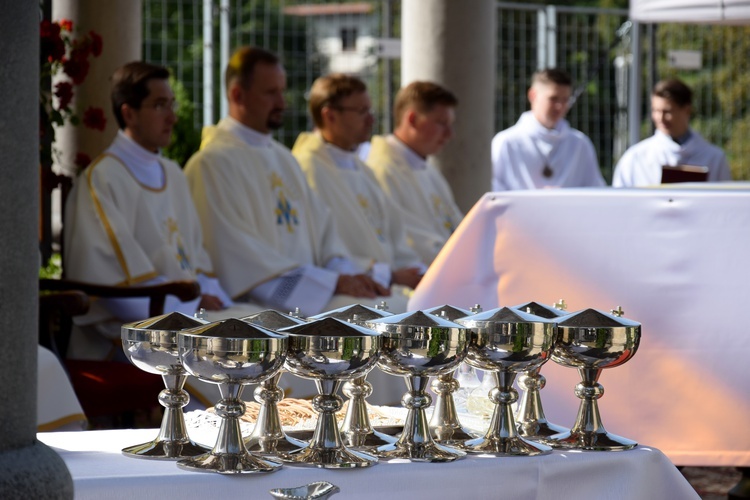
left=331, top=105, right=373, bottom=117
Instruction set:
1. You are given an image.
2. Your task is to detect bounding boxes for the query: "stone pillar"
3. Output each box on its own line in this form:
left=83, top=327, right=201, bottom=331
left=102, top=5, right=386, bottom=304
left=53, top=0, right=142, bottom=172
left=0, top=2, right=73, bottom=498
left=402, top=0, right=496, bottom=213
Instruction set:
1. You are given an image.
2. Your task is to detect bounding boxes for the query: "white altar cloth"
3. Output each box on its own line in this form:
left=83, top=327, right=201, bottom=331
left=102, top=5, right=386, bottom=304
left=409, top=187, right=750, bottom=467
left=38, top=428, right=698, bottom=499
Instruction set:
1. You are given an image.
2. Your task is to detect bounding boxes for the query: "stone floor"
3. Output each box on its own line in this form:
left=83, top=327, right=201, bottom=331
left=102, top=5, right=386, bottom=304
left=682, top=467, right=742, bottom=499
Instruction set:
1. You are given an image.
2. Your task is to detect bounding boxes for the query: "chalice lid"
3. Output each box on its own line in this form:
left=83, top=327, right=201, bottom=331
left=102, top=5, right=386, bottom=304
left=423, top=304, right=473, bottom=321
left=241, top=309, right=306, bottom=330
left=557, top=308, right=640, bottom=328
left=182, top=317, right=286, bottom=339
left=123, top=311, right=206, bottom=332
left=511, top=301, right=568, bottom=319
left=280, top=316, right=380, bottom=338
left=365, top=310, right=464, bottom=332
left=457, top=306, right=555, bottom=328
left=308, top=303, right=393, bottom=323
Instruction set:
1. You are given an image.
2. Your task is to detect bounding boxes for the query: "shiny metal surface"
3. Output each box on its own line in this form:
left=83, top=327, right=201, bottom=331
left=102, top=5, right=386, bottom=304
left=510, top=301, right=568, bottom=440
left=176, top=318, right=287, bottom=474
left=269, top=481, right=340, bottom=500
left=310, top=304, right=395, bottom=450
left=240, top=310, right=308, bottom=456
left=456, top=307, right=555, bottom=456
left=545, top=308, right=641, bottom=451
left=120, top=312, right=210, bottom=459
left=278, top=317, right=381, bottom=468
left=366, top=311, right=468, bottom=462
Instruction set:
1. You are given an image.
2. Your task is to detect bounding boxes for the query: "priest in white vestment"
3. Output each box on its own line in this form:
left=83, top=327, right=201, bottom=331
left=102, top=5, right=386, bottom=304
left=613, top=78, right=731, bottom=187
left=292, top=74, right=426, bottom=309
left=366, top=81, right=464, bottom=265
left=64, top=62, right=252, bottom=362
left=184, top=46, right=391, bottom=320
left=491, top=68, right=605, bottom=191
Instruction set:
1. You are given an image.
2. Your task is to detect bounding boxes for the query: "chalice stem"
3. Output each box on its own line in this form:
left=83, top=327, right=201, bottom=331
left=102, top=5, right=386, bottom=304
left=516, top=367, right=543, bottom=422
left=572, top=367, right=605, bottom=435
left=399, top=375, right=432, bottom=445
left=311, top=379, right=344, bottom=450
left=156, top=373, right=190, bottom=442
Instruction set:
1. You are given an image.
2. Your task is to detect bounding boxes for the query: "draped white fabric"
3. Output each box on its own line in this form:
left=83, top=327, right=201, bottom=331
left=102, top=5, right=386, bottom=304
left=409, top=187, right=750, bottom=466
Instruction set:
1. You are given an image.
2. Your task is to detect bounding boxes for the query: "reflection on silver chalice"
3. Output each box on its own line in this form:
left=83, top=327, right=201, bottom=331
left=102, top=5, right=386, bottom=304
left=120, top=312, right=211, bottom=459
left=545, top=307, right=641, bottom=451
left=239, top=310, right=308, bottom=456
left=510, top=300, right=568, bottom=440
left=366, top=311, right=468, bottom=462
left=308, top=304, right=394, bottom=450
left=279, top=317, right=381, bottom=468
left=177, top=318, right=287, bottom=474
left=422, top=304, right=481, bottom=445
left=456, top=307, right=556, bottom=456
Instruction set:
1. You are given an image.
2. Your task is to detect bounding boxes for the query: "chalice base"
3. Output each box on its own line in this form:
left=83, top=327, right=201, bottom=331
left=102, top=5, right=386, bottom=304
left=431, top=424, right=481, bottom=446
left=461, top=435, right=551, bottom=457
left=343, top=428, right=398, bottom=450
left=544, top=429, right=637, bottom=451
left=245, top=433, right=309, bottom=456
left=177, top=450, right=282, bottom=474
left=516, top=419, right=568, bottom=440
left=285, top=445, right=377, bottom=468
left=122, top=437, right=210, bottom=460
left=376, top=440, right=466, bottom=463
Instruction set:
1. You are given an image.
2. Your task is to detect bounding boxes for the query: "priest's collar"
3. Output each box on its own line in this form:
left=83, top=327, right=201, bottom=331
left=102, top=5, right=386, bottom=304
left=106, top=130, right=165, bottom=189
left=386, top=134, right=427, bottom=171
left=220, top=116, right=274, bottom=148
left=671, top=129, right=692, bottom=145
left=322, top=134, right=358, bottom=171
left=519, top=111, right=569, bottom=138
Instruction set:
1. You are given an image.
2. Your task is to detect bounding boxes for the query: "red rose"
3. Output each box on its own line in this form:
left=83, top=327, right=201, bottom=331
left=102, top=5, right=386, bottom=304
left=74, top=152, right=92, bottom=169
left=59, top=19, right=73, bottom=32
left=82, top=107, right=106, bottom=131
left=54, top=82, right=74, bottom=110
left=62, top=57, right=89, bottom=85
left=89, top=31, right=103, bottom=57
left=40, top=20, right=61, bottom=39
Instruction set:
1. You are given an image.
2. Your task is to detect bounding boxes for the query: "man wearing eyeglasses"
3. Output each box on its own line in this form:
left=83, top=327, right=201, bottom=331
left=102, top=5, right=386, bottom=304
left=64, top=61, right=250, bottom=360
left=185, top=47, right=393, bottom=317
left=291, top=74, right=425, bottom=307
left=366, top=81, right=464, bottom=265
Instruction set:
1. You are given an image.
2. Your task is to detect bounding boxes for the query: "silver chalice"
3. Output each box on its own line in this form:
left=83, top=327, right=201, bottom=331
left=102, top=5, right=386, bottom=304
left=177, top=318, right=287, bottom=474
left=279, top=317, right=381, bottom=468
left=545, top=307, right=641, bottom=451
left=308, top=304, right=394, bottom=450
left=510, top=300, right=568, bottom=440
left=366, top=311, right=469, bottom=462
left=456, top=307, right=556, bottom=456
left=120, top=312, right=211, bottom=459
left=239, top=310, right=308, bottom=456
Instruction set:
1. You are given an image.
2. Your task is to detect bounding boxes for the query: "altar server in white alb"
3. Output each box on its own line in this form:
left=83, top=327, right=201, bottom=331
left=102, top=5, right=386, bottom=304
left=64, top=62, right=249, bottom=360
left=492, top=68, right=605, bottom=191
left=613, top=78, right=731, bottom=187
left=292, top=74, right=426, bottom=307
left=185, top=46, right=390, bottom=317
left=366, top=81, right=463, bottom=265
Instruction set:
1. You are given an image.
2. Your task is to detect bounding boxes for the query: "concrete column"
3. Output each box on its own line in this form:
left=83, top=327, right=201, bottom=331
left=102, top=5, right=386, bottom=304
left=402, top=0, right=496, bottom=213
left=0, top=2, right=73, bottom=497
left=53, top=0, right=142, bottom=173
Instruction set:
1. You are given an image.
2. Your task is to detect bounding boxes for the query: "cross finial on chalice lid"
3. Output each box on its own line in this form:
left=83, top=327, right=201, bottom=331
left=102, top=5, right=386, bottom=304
left=289, top=307, right=302, bottom=318
left=610, top=305, right=625, bottom=317
left=470, top=304, right=483, bottom=314
left=376, top=301, right=389, bottom=312
left=194, top=308, right=208, bottom=320
left=554, top=299, right=567, bottom=311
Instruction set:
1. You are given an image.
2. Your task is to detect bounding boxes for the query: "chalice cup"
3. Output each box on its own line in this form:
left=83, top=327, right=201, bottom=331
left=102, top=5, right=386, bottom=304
left=366, top=311, right=469, bottom=462
left=510, top=301, right=568, bottom=440
left=545, top=308, right=641, bottom=451
left=456, top=307, right=556, bottom=456
left=279, top=317, right=381, bottom=468
left=423, top=305, right=481, bottom=445
left=177, top=318, right=287, bottom=474
left=120, top=312, right=210, bottom=459
left=239, top=310, right=308, bottom=456
left=309, top=304, right=394, bottom=450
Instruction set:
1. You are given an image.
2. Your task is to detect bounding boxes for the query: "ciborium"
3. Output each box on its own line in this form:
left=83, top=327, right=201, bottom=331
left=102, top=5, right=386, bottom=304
left=279, top=317, right=381, bottom=468
left=456, top=307, right=556, bottom=456
left=366, top=311, right=468, bottom=462
left=239, top=310, right=307, bottom=456
left=423, top=305, right=480, bottom=445
left=120, top=312, right=211, bottom=459
left=177, top=318, right=287, bottom=474
left=510, top=301, right=568, bottom=440
left=545, top=307, right=641, bottom=451
left=308, top=304, right=394, bottom=450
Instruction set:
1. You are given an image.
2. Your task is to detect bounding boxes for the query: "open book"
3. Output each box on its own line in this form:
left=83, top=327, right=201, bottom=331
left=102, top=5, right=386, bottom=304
left=661, top=164, right=709, bottom=184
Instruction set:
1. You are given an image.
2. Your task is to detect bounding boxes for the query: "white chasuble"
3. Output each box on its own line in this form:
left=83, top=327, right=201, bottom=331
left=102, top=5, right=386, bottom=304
left=613, top=129, right=732, bottom=187
left=366, top=135, right=463, bottom=265
left=491, top=111, right=605, bottom=191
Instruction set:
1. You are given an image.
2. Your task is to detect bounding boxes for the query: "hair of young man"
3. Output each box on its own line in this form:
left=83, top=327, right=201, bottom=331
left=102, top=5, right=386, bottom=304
left=308, top=73, right=367, bottom=129
left=225, top=46, right=280, bottom=93
left=652, top=78, right=693, bottom=108
left=393, top=81, right=458, bottom=127
left=111, top=61, right=171, bottom=129
left=530, top=68, right=573, bottom=88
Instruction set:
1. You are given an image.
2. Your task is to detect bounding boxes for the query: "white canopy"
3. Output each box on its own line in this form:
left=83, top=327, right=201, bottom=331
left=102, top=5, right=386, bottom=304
left=630, top=0, right=750, bottom=24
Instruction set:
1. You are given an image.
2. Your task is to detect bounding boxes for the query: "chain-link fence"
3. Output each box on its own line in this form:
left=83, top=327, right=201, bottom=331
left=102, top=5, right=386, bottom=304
left=143, top=0, right=750, bottom=182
